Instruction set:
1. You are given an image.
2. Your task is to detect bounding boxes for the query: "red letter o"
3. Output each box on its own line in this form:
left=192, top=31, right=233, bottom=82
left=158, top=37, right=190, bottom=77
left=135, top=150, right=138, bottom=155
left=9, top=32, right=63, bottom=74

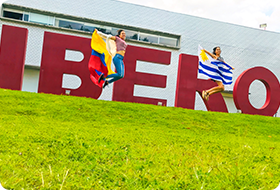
left=233, top=67, right=280, bottom=116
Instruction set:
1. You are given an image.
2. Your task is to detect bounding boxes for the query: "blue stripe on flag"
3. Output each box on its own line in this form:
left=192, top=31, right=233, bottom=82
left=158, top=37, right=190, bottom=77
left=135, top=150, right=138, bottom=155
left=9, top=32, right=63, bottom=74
left=198, top=69, right=233, bottom=85
left=211, top=61, right=233, bottom=70
left=218, top=66, right=232, bottom=74
left=91, top=49, right=107, bottom=67
left=95, top=69, right=102, bottom=76
left=199, top=61, right=232, bottom=80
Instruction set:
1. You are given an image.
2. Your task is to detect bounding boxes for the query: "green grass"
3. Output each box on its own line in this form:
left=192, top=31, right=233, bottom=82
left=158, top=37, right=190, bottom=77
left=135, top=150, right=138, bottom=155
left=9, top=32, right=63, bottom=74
left=0, top=88, right=279, bottom=189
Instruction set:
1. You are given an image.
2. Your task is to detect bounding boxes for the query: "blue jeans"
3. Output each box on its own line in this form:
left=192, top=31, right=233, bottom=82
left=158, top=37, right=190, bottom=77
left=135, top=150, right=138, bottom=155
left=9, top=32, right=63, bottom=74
left=106, top=54, right=124, bottom=84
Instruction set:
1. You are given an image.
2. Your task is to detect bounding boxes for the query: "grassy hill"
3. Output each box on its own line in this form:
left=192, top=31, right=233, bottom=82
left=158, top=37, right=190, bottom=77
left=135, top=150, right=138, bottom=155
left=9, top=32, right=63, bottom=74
left=0, top=88, right=279, bottom=189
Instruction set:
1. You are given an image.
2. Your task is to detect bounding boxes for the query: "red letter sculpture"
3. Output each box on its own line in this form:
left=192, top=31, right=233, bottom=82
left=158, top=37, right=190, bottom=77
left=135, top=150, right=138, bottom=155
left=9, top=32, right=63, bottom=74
left=38, top=32, right=102, bottom=99
left=233, top=67, right=280, bottom=116
left=112, top=46, right=171, bottom=105
left=0, top=25, right=28, bottom=90
left=175, top=54, right=228, bottom=112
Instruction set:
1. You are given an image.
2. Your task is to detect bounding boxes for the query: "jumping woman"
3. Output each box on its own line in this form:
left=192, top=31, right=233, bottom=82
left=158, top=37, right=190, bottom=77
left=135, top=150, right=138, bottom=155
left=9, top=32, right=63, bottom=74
left=202, top=46, right=234, bottom=101
left=96, top=29, right=127, bottom=88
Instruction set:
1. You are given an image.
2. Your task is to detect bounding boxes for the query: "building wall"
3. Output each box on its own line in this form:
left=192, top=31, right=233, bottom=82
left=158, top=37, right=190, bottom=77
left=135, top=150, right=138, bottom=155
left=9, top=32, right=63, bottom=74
left=1, top=0, right=280, bottom=116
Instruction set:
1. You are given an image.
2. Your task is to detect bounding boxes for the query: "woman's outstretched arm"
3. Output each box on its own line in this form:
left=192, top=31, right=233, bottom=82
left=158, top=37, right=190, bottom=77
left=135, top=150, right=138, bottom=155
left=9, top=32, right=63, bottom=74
left=95, top=29, right=116, bottom=40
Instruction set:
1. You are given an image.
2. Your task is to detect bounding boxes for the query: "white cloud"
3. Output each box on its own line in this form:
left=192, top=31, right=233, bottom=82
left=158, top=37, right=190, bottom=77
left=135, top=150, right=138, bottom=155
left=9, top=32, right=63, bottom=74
left=118, top=0, right=280, bottom=32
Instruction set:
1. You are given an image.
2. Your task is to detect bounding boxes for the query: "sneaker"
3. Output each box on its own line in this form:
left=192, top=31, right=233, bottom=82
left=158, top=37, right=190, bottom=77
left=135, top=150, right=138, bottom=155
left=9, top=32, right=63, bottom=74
left=103, top=81, right=109, bottom=88
left=98, top=74, right=105, bottom=83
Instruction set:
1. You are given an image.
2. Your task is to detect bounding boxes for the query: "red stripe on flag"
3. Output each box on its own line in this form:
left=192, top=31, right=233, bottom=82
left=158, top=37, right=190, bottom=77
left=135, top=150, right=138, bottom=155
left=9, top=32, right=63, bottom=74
left=88, top=55, right=108, bottom=88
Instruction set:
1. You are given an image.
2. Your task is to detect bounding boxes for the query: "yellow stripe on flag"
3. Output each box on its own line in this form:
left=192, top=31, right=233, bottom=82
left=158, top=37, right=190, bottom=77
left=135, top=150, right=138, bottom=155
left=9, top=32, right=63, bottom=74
left=91, top=31, right=115, bottom=75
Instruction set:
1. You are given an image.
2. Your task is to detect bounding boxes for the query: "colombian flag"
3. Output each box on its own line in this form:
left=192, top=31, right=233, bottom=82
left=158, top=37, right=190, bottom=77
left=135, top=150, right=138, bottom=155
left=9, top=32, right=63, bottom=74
left=88, top=31, right=114, bottom=88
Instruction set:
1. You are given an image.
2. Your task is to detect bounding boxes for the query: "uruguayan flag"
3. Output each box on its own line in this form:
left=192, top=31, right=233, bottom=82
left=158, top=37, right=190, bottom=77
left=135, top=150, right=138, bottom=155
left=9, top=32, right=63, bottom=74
left=198, top=45, right=233, bottom=85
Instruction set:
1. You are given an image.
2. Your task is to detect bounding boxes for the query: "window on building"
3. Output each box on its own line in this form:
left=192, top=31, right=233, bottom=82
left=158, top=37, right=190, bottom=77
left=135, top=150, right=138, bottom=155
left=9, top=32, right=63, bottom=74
left=29, top=13, right=54, bottom=25
left=159, top=36, right=178, bottom=47
left=125, top=30, right=139, bottom=40
left=58, top=19, right=97, bottom=32
left=2, top=9, right=180, bottom=48
left=23, top=14, right=29, bottom=21
left=3, top=10, right=54, bottom=25
left=139, top=33, right=159, bottom=44
left=3, top=11, right=23, bottom=20
left=58, top=20, right=83, bottom=30
left=97, top=26, right=114, bottom=35
left=83, top=24, right=97, bottom=32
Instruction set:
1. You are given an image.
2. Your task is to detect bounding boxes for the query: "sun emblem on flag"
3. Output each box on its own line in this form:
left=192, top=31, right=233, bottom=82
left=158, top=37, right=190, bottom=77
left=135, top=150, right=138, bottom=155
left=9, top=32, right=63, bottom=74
left=200, top=50, right=208, bottom=62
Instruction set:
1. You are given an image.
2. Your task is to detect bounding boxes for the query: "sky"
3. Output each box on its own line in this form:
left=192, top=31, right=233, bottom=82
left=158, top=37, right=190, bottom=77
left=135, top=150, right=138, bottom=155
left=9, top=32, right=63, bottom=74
left=118, top=0, right=280, bottom=33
